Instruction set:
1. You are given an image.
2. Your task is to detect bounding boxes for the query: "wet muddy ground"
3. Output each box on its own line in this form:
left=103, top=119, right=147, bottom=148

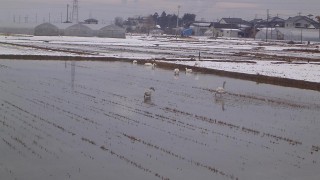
left=0, top=60, right=320, bottom=180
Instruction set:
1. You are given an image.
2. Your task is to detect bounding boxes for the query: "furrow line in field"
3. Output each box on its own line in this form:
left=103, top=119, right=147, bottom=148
left=0, top=118, right=42, bottom=159
left=92, top=104, right=208, bottom=147
left=4, top=100, right=77, bottom=136
left=80, top=137, right=170, bottom=180
left=163, top=106, right=303, bottom=146
left=65, top=89, right=209, bottom=147
left=2, top=99, right=93, bottom=158
left=194, top=86, right=320, bottom=110
left=1, top=136, right=26, bottom=158
left=156, top=108, right=311, bottom=168
left=96, top=94, right=274, bottom=149
left=103, top=97, right=198, bottom=131
left=122, top=133, right=238, bottom=180
left=3, top=101, right=56, bottom=140
left=29, top=97, right=101, bottom=126
left=10, top=135, right=43, bottom=159
left=3, top=106, right=60, bottom=159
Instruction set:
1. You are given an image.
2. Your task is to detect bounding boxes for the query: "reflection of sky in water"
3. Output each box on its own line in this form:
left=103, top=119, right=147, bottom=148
left=0, top=60, right=319, bottom=180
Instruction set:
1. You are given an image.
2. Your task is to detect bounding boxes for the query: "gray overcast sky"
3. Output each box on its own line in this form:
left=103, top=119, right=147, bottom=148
left=0, top=0, right=319, bottom=24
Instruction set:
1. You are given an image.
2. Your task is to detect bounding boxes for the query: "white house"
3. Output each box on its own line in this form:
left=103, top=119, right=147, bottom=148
left=210, top=22, right=241, bottom=38
left=285, top=16, right=320, bottom=29
left=220, top=29, right=241, bottom=38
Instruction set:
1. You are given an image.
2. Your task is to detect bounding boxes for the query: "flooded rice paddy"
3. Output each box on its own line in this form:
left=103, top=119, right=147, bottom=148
left=0, top=60, right=320, bottom=180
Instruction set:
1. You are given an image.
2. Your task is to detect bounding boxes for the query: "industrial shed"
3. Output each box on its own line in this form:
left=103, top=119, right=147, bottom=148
left=64, top=23, right=94, bottom=37
left=97, top=25, right=125, bottom=38
left=34, top=23, right=59, bottom=36
left=0, top=23, right=36, bottom=35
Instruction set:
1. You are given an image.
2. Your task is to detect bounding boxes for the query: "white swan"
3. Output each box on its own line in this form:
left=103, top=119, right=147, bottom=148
left=215, top=81, right=226, bottom=96
left=185, top=67, right=192, bottom=73
left=174, top=68, right=180, bottom=75
left=144, top=62, right=156, bottom=67
left=144, top=87, right=155, bottom=100
left=133, top=60, right=137, bottom=64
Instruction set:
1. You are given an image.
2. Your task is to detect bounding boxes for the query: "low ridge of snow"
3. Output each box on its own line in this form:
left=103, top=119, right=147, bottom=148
left=0, top=35, right=319, bottom=82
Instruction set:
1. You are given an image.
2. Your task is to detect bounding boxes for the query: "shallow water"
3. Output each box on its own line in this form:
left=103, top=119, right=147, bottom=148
left=0, top=60, right=319, bottom=180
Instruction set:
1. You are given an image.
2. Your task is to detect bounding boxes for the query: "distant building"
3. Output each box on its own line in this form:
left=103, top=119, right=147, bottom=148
left=251, top=17, right=285, bottom=28
left=64, top=23, right=94, bottom=37
left=219, top=18, right=251, bottom=28
left=83, top=18, right=98, bottom=24
left=0, top=21, right=126, bottom=39
left=97, top=24, right=126, bottom=38
left=219, top=18, right=251, bottom=37
left=219, top=29, right=241, bottom=38
left=211, top=22, right=242, bottom=38
left=285, top=16, right=320, bottom=29
left=0, top=23, right=35, bottom=35
left=34, top=23, right=59, bottom=36
left=255, top=28, right=320, bottom=42
left=268, top=17, right=285, bottom=27
left=190, top=22, right=212, bottom=36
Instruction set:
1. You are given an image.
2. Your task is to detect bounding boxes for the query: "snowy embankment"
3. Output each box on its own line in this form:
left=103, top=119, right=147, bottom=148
left=169, top=60, right=320, bottom=83
left=0, top=34, right=320, bottom=83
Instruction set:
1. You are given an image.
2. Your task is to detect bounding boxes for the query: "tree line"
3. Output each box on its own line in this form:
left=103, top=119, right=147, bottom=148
left=116, top=11, right=196, bottom=34
left=151, top=11, right=196, bottom=29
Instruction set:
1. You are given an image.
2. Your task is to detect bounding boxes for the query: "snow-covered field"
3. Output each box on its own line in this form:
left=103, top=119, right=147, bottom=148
left=1, top=34, right=320, bottom=83
left=1, top=60, right=320, bottom=180
left=0, top=35, right=320, bottom=179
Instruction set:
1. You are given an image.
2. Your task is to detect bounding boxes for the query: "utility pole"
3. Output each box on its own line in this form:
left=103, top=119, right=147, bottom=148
left=24, top=16, right=28, bottom=23
left=265, top=9, right=269, bottom=42
left=300, top=28, right=303, bottom=44
left=176, top=5, right=181, bottom=28
left=72, top=0, right=79, bottom=23
left=66, top=4, right=69, bottom=22
left=253, top=14, right=258, bottom=40
left=212, top=23, right=215, bottom=38
left=176, top=5, right=181, bottom=39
